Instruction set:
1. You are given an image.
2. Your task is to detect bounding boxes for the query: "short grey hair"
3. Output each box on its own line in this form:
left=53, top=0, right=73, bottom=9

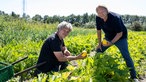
left=57, top=21, right=73, bottom=31
left=96, top=5, right=108, bottom=13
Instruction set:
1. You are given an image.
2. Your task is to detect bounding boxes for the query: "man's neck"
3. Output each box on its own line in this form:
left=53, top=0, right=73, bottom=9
left=56, top=31, right=63, bottom=40
left=103, top=16, right=108, bottom=22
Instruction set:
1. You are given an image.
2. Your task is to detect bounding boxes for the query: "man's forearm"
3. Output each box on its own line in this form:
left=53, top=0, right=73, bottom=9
left=111, top=32, right=123, bottom=43
left=97, top=30, right=102, bottom=44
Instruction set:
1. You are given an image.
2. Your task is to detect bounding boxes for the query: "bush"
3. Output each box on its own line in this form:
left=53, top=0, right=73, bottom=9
left=130, top=21, right=143, bottom=31
left=143, top=24, right=146, bottom=31
left=73, top=22, right=80, bottom=27
left=83, top=21, right=96, bottom=28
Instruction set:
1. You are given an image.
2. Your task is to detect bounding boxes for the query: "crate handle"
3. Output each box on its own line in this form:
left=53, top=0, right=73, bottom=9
left=11, top=56, right=28, bottom=65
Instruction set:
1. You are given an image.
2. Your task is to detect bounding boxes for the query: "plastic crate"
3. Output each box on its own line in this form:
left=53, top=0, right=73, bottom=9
left=0, top=62, right=14, bottom=82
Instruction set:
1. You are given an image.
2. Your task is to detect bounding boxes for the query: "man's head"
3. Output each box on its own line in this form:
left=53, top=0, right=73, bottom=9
left=57, top=21, right=72, bottom=39
left=57, top=21, right=72, bottom=31
left=96, top=5, right=108, bottom=21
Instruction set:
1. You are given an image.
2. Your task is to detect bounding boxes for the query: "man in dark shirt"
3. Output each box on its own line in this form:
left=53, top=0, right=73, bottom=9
left=95, top=5, right=139, bottom=82
left=34, top=21, right=86, bottom=76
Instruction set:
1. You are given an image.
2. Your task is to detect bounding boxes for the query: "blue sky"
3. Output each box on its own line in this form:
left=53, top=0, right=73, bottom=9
left=0, top=0, right=146, bottom=17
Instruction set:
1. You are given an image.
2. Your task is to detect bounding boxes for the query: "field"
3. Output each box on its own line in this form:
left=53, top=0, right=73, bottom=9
left=0, top=16, right=146, bottom=82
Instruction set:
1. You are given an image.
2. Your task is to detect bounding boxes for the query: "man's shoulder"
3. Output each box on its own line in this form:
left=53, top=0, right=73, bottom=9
left=47, top=33, right=57, bottom=40
left=109, top=12, right=121, bottom=18
left=44, top=33, right=56, bottom=43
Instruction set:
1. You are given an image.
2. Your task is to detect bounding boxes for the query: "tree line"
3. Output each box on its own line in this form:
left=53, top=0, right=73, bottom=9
left=0, top=10, right=146, bottom=31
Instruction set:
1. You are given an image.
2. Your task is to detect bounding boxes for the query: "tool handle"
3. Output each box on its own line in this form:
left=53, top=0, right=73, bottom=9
left=14, top=61, right=46, bottom=77
left=11, top=56, right=28, bottom=65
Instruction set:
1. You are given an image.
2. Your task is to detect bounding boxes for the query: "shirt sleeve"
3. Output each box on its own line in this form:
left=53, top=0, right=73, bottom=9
left=96, top=16, right=104, bottom=30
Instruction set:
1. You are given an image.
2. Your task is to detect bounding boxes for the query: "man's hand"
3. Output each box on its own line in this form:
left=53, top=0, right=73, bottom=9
left=77, top=52, right=87, bottom=59
left=64, top=50, right=71, bottom=56
left=102, top=41, right=113, bottom=46
left=96, top=43, right=102, bottom=51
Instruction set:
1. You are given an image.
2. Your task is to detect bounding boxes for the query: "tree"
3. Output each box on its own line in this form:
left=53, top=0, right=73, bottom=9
left=11, top=11, right=19, bottom=18
left=82, top=13, right=89, bottom=24
left=32, top=14, right=42, bottom=22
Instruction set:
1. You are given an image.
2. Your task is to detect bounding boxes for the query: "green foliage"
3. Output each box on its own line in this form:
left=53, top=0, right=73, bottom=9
left=65, top=34, right=96, bottom=55
left=92, top=53, right=130, bottom=82
left=0, top=16, right=146, bottom=81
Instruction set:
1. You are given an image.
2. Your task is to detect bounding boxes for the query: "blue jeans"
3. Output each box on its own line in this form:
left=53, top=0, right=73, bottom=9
left=96, top=38, right=137, bottom=79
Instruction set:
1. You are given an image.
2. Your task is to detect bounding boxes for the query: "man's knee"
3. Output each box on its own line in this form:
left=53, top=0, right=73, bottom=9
left=33, top=69, right=42, bottom=77
left=60, top=63, right=68, bottom=70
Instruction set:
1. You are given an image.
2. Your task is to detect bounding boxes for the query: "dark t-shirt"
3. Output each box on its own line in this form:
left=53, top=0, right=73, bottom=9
left=36, top=33, right=66, bottom=72
left=96, top=12, right=127, bottom=40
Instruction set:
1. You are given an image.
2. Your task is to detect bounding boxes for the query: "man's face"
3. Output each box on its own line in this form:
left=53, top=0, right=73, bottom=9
left=96, top=7, right=108, bottom=20
left=58, top=28, right=71, bottom=39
